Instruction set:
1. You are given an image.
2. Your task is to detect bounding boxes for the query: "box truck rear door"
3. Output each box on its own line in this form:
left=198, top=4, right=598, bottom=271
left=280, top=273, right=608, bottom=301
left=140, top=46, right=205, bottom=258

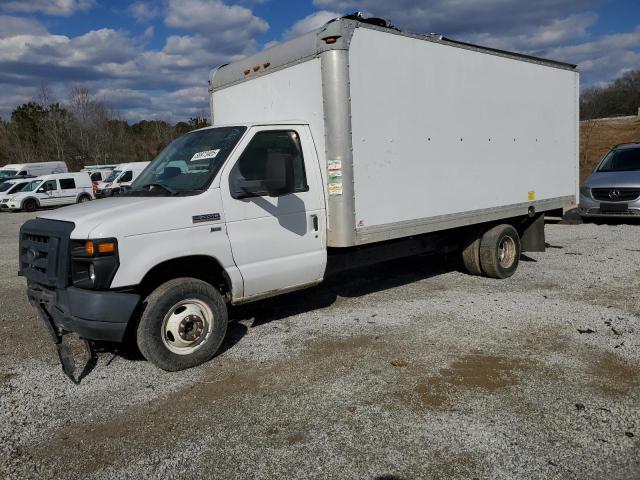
left=220, top=126, right=326, bottom=298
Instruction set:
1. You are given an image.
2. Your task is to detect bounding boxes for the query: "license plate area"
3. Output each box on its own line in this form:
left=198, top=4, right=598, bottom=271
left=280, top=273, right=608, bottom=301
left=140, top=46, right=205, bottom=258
left=600, top=202, right=629, bottom=213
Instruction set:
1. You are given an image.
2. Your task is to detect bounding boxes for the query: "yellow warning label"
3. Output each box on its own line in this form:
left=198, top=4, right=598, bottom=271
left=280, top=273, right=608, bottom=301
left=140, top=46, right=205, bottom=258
left=528, top=191, right=535, bottom=201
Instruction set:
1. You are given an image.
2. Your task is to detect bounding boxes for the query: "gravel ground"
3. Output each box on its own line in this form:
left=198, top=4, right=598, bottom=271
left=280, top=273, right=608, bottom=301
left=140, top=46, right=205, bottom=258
left=0, top=211, right=638, bottom=480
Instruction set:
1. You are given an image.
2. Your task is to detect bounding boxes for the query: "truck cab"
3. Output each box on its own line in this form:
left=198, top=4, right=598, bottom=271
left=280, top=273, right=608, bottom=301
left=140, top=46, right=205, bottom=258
left=20, top=123, right=327, bottom=373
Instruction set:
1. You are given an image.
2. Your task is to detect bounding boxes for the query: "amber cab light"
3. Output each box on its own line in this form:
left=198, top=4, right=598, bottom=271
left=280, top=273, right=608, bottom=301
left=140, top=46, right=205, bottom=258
left=85, top=241, right=95, bottom=256
left=323, top=36, right=340, bottom=44
left=98, top=242, right=116, bottom=254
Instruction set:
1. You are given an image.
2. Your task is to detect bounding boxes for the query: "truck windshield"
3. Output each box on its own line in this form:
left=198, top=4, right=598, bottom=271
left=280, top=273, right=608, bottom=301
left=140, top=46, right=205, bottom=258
left=597, top=148, right=640, bottom=172
left=128, top=126, right=246, bottom=195
left=105, top=170, right=121, bottom=182
left=0, top=169, right=18, bottom=179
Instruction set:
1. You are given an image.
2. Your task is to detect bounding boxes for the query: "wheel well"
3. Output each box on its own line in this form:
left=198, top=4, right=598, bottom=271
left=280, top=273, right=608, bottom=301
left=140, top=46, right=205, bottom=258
left=138, top=256, right=232, bottom=301
left=22, top=197, right=39, bottom=207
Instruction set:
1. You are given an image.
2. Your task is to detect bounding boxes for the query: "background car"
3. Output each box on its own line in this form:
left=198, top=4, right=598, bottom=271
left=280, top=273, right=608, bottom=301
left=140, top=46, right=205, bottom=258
left=579, top=143, right=640, bottom=219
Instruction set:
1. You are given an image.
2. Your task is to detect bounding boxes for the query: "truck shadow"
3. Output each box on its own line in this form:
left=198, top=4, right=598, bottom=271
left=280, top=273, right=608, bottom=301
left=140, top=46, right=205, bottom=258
left=230, top=254, right=455, bottom=329
left=93, top=254, right=456, bottom=368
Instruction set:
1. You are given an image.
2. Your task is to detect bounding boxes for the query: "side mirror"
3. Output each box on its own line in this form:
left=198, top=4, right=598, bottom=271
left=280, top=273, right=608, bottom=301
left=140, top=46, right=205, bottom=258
left=232, top=178, right=267, bottom=199
left=36, top=188, right=45, bottom=193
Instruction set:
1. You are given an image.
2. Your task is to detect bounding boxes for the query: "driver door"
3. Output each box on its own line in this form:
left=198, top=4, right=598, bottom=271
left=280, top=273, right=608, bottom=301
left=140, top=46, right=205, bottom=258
left=220, top=126, right=326, bottom=299
left=38, top=179, right=59, bottom=206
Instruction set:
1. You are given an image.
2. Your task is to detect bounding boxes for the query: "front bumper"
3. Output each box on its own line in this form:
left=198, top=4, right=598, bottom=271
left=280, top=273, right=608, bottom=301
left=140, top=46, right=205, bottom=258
left=27, top=282, right=140, bottom=342
left=578, top=193, right=640, bottom=218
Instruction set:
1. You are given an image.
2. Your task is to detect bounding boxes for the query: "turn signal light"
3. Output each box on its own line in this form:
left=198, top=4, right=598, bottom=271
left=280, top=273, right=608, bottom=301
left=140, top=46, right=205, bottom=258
left=98, top=242, right=116, bottom=254
left=84, top=240, right=117, bottom=256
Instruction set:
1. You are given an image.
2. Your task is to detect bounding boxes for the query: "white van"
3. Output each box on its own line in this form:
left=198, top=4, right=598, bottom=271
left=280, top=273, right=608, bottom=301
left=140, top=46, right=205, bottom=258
left=0, top=162, right=68, bottom=180
left=81, top=165, right=117, bottom=183
left=95, top=162, right=150, bottom=197
left=3, top=172, right=93, bottom=212
left=0, top=178, right=33, bottom=203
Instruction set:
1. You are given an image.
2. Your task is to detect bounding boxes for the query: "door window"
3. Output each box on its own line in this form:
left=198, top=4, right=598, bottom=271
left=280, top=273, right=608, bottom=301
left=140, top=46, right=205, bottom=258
left=120, top=171, right=133, bottom=182
left=230, top=130, right=308, bottom=198
left=90, top=172, right=102, bottom=181
left=59, top=178, right=76, bottom=189
left=41, top=180, right=58, bottom=192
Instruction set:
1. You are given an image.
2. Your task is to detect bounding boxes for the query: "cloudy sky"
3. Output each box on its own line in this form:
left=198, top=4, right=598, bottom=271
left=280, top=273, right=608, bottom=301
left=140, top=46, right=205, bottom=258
left=1, top=0, right=639, bottom=122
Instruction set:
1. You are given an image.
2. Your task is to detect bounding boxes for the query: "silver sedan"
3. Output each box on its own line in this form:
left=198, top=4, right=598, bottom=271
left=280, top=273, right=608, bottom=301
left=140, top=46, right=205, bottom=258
left=579, top=143, right=640, bottom=219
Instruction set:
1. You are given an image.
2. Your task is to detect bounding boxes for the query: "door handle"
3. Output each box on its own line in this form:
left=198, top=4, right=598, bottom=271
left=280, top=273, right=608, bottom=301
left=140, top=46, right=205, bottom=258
left=311, top=215, right=318, bottom=231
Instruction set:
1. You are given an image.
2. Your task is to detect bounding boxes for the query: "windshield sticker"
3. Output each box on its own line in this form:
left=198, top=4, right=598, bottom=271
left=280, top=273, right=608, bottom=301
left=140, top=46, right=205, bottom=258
left=190, top=149, right=220, bottom=162
left=328, top=182, right=343, bottom=196
left=328, top=171, right=342, bottom=180
left=328, top=160, right=341, bottom=172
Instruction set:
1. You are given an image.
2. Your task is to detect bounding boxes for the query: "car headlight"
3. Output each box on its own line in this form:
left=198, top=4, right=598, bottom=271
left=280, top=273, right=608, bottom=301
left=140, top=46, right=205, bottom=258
left=71, top=239, right=119, bottom=290
left=579, top=186, right=591, bottom=197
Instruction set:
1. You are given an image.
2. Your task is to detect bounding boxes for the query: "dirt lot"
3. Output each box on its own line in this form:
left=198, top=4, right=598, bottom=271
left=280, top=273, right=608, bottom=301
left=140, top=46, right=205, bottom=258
left=0, top=211, right=639, bottom=480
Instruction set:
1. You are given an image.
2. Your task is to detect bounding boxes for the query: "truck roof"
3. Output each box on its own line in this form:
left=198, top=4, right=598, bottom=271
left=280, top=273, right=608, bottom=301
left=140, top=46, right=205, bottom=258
left=210, top=15, right=577, bottom=92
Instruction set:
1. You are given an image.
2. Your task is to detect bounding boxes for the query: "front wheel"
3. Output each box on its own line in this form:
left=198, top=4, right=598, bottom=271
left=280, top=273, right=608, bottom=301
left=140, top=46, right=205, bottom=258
left=23, top=199, right=37, bottom=212
left=77, top=194, right=91, bottom=203
left=137, top=278, right=228, bottom=371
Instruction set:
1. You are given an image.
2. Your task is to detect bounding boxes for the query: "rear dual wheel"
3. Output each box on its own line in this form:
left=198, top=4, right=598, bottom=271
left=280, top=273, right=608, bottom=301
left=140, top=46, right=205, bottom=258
left=461, top=224, right=521, bottom=279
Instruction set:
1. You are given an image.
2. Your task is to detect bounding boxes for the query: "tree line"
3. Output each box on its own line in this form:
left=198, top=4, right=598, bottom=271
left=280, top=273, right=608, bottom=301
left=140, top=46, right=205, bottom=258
left=0, top=86, right=209, bottom=171
left=580, top=70, right=640, bottom=120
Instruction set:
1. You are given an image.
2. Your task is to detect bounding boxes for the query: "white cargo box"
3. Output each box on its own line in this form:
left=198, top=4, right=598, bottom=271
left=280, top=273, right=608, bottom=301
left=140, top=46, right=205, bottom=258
left=210, top=18, right=578, bottom=247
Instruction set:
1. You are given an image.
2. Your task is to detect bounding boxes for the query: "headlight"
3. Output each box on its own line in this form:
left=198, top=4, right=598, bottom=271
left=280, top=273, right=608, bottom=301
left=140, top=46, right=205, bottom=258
left=579, top=186, right=591, bottom=197
left=71, top=239, right=119, bottom=290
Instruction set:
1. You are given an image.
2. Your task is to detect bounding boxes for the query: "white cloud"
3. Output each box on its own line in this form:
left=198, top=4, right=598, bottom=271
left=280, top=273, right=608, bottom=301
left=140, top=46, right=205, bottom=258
left=0, top=0, right=95, bottom=16
left=128, top=1, right=162, bottom=23
left=284, top=10, right=339, bottom=39
left=0, top=2, right=271, bottom=121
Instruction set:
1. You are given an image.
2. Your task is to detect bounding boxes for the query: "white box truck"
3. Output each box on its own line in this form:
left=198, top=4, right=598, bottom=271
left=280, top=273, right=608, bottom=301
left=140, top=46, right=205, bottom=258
left=19, top=15, right=578, bottom=380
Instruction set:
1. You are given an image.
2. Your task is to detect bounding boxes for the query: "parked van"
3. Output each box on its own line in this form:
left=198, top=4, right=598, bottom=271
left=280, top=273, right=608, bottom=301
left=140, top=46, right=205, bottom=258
left=82, top=165, right=117, bottom=183
left=95, top=162, right=150, bottom=197
left=3, top=172, right=93, bottom=212
left=0, top=178, right=33, bottom=203
left=0, top=162, right=67, bottom=180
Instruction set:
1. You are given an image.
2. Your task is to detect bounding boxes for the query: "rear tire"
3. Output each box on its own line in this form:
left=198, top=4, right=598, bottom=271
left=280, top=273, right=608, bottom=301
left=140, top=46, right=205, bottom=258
left=137, top=278, right=228, bottom=371
left=78, top=194, right=91, bottom=203
left=461, top=233, right=483, bottom=276
left=23, top=199, right=37, bottom=212
left=479, top=224, right=521, bottom=279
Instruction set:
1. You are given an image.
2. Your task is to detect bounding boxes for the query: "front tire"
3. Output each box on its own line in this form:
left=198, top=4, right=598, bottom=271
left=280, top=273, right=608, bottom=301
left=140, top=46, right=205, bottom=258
left=479, top=224, right=521, bottom=279
left=78, top=194, right=91, bottom=203
left=23, top=199, right=37, bottom=212
left=137, top=278, right=228, bottom=371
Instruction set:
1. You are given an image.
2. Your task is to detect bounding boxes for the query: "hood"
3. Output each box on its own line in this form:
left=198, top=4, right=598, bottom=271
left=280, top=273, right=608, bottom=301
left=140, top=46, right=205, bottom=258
left=584, top=170, right=640, bottom=188
left=38, top=192, right=223, bottom=239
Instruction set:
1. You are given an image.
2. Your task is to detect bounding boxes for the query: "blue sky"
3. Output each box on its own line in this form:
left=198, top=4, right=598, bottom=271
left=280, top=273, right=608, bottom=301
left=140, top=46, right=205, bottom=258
left=1, top=0, right=639, bottom=122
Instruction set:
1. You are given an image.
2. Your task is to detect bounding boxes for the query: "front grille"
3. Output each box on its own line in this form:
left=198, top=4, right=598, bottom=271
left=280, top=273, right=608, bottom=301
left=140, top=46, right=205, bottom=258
left=591, top=188, right=640, bottom=202
left=19, top=219, right=75, bottom=288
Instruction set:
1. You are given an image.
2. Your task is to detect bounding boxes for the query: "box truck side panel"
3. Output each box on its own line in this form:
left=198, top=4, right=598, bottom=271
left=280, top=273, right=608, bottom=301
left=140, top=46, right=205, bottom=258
left=348, top=28, right=578, bottom=240
left=211, top=58, right=327, bottom=185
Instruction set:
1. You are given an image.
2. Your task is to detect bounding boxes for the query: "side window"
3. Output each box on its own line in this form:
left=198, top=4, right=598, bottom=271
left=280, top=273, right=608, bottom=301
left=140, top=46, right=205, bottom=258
left=19, top=170, right=27, bottom=176
left=42, top=180, right=58, bottom=192
left=230, top=130, right=308, bottom=198
left=120, top=171, right=133, bottom=182
left=59, top=178, right=76, bottom=189
left=90, top=172, right=101, bottom=181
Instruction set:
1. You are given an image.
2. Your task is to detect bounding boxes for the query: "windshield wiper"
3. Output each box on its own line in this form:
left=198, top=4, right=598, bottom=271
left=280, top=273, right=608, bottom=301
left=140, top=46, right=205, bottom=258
left=144, top=183, right=177, bottom=195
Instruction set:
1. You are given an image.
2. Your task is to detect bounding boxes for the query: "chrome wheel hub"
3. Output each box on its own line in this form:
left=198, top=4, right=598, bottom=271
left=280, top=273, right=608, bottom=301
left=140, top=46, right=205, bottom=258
left=162, top=299, right=214, bottom=355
